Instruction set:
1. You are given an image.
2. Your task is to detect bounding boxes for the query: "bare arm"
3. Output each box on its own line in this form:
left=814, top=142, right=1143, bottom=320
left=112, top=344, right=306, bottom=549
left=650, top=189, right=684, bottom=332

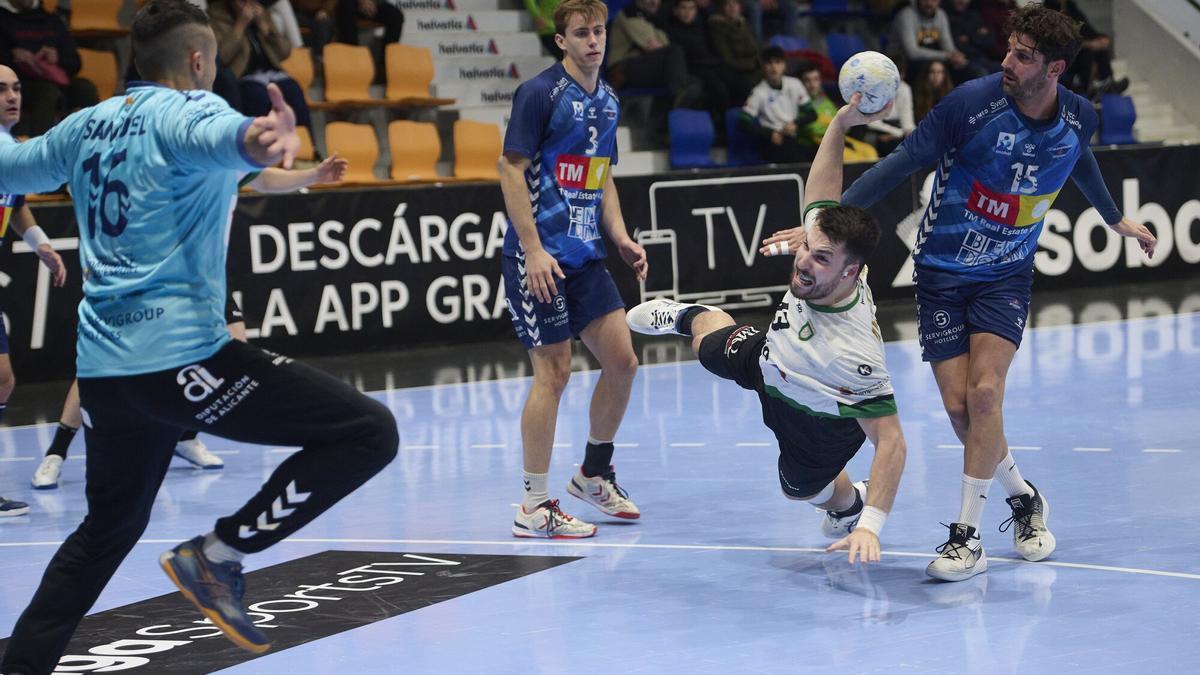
left=11, top=205, right=67, bottom=287
left=498, top=150, right=563, bottom=302
left=247, top=155, right=347, bottom=192
left=601, top=172, right=647, bottom=282
left=856, top=413, right=906, bottom=516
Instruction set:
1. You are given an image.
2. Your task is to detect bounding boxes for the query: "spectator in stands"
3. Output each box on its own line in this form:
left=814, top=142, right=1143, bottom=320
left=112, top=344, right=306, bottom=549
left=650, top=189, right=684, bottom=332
left=890, top=0, right=986, bottom=85
left=945, top=0, right=1000, bottom=75
left=209, top=0, right=312, bottom=129
left=977, top=0, right=1015, bottom=62
left=709, top=0, right=760, bottom=84
left=737, top=46, right=814, bottom=164
left=913, top=58, right=952, bottom=122
left=0, top=0, right=98, bottom=136
left=794, top=60, right=879, bottom=162
left=526, top=0, right=564, bottom=60
left=335, top=0, right=403, bottom=49
left=666, top=0, right=751, bottom=134
left=1043, top=0, right=1126, bottom=99
left=741, top=0, right=797, bottom=43
left=290, top=2, right=338, bottom=58
left=608, top=0, right=702, bottom=108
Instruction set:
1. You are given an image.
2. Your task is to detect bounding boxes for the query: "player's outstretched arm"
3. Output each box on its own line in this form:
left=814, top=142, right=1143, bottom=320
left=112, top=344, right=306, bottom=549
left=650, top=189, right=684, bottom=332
left=11, top=205, right=66, bottom=287
left=601, top=172, right=647, bottom=282
left=243, top=83, right=300, bottom=169
left=249, top=154, right=349, bottom=193
left=498, top=150, right=563, bottom=303
left=760, top=94, right=892, bottom=257
left=826, top=413, right=906, bottom=564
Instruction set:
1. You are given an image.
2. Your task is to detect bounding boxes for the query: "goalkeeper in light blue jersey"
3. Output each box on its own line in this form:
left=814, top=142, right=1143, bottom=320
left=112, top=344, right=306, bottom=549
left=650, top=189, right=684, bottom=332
left=0, top=2, right=397, bottom=669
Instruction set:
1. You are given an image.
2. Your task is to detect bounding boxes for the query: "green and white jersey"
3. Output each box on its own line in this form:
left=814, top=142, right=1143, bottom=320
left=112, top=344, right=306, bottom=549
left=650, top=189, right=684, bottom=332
left=758, top=204, right=897, bottom=419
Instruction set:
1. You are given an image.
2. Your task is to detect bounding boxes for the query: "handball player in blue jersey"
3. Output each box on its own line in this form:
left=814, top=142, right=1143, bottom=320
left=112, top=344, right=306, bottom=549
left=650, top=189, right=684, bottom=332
left=499, top=0, right=648, bottom=538
left=821, top=4, right=1156, bottom=581
left=0, top=2, right=397, bottom=668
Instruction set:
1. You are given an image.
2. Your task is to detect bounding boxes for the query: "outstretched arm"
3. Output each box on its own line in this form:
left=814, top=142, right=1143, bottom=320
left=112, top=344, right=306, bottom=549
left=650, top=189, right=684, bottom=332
left=826, top=412, right=907, bottom=564
left=1070, top=147, right=1156, bottom=258
left=760, top=93, right=892, bottom=256
left=247, top=154, right=348, bottom=193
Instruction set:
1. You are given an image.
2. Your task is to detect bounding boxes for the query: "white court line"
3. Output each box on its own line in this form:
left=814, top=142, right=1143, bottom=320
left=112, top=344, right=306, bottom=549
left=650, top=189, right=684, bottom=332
left=1, top=537, right=1198, bottom=581
left=553, top=443, right=571, bottom=448
left=936, top=444, right=963, bottom=449
left=736, top=442, right=773, bottom=447
left=669, top=442, right=706, bottom=448
left=1143, top=448, right=1181, bottom=454
left=0, top=457, right=34, bottom=462
left=470, top=444, right=506, bottom=449
left=402, top=445, right=439, bottom=450
left=1074, top=447, right=1112, bottom=453
left=1010, top=446, right=1042, bottom=451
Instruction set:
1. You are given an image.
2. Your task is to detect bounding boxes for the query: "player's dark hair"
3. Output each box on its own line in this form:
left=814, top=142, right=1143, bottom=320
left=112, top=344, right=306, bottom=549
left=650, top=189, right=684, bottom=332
left=132, top=0, right=211, bottom=81
left=554, top=0, right=608, bottom=36
left=796, top=60, right=821, bottom=77
left=761, top=46, right=786, bottom=65
left=1005, top=2, right=1082, bottom=70
left=814, top=205, right=880, bottom=265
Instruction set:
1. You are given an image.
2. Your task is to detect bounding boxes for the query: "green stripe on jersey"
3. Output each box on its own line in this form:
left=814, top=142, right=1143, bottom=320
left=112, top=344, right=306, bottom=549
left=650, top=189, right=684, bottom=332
left=765, top=386, right=897, bottom=419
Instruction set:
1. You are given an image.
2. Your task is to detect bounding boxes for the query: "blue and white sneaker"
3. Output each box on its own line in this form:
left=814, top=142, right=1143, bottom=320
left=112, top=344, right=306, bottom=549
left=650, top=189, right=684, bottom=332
left=160, top=536, right=270, bottom=653
left=626, top=298, right=718, bottom=336
left=820, top=480, right=868, bottom=538
left=0, top=496, right=29, bottom=517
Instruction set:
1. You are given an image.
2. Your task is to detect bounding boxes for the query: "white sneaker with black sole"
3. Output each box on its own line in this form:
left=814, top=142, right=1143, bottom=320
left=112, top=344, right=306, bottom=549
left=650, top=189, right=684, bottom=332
left=820, top=480, right=868, bottom=538
left=626, top=298, right=718, bottom=336
left=566, top=467, right=640, bottom=519
left=1001, top=481, right=1055, bottom=562
left=926, top=522, right=987, bottom=582
left=512, top=499, right=597, bottom=539
left=174, top=438, right=224, bottom=470
left=31, top=454, right=64, bottom=489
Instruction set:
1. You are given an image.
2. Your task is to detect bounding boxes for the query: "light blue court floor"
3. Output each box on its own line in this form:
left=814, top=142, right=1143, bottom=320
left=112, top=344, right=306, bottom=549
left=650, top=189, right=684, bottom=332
left=2, top=312, right=1200, bottom=672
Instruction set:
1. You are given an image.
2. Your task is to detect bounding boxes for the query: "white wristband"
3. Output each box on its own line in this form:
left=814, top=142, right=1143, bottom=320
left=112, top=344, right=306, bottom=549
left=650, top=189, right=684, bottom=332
left=22, top=225, right=50, bottom=250
left=856, top=506, right=887, bottom=536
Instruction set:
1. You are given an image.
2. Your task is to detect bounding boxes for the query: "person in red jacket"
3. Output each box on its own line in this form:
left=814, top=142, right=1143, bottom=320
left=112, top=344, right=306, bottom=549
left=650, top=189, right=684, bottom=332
left=0, top=0, right=98, bottom=135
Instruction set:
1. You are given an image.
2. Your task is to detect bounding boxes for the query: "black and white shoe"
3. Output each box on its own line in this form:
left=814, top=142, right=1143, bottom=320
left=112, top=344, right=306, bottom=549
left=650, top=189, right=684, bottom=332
left=0, top=496, right=29, bottom=517
left=926, top=522, right=987, bottom=582
left=626, top=298, right=717, bottom=336
left=1001, top=481, right=1056, bottom=562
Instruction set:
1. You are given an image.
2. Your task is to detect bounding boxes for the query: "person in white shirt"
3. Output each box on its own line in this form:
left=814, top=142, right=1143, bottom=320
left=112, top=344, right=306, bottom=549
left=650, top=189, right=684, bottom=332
left=737, top=46, right=816, bottom=164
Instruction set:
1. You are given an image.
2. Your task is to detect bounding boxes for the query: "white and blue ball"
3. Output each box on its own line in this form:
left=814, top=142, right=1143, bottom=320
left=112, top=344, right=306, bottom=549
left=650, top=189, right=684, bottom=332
left=837, top=51, right=900, bottom=115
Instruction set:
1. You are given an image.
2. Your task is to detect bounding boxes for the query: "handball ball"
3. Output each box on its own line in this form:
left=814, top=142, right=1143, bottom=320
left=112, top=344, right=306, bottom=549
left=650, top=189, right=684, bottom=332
left=838, top=51, right=900, bottom=115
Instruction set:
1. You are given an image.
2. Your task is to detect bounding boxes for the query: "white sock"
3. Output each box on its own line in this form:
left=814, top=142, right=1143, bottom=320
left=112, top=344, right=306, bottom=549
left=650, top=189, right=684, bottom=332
left=994, top=452, right=1033, bottom=498
left=957, top=475, right=993, bottom=531
left=202, top=531, right=245, bottom=564
left=522, top=471, right=549, bottom=510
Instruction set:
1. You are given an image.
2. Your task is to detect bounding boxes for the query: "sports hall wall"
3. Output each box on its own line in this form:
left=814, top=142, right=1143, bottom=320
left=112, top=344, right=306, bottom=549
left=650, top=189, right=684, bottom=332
left=8, top=144, right=1200, bottom=381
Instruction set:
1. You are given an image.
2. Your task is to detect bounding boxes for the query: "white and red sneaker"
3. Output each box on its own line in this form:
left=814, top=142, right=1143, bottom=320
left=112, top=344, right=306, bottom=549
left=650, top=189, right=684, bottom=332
left=512, top=499, right=597, bottom=539
left=566, top=467, right=640, bottom=519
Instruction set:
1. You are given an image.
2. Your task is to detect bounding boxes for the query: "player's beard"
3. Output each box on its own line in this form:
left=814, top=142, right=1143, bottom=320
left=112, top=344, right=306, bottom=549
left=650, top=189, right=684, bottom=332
left=790, top=268, right=838, bottom=301
left=1002, top=66, right=1049, bottom=101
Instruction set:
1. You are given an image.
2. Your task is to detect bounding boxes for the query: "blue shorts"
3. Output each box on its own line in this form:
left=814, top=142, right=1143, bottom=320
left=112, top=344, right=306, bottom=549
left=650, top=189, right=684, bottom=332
left=501, top=255, right=625, bottom=349
left=914, top=264, right=1033, bottom=362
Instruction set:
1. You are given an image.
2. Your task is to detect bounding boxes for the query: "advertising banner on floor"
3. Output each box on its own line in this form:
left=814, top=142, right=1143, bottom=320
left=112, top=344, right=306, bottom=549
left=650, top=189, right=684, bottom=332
left=9, top=145, right=1200, bottom=380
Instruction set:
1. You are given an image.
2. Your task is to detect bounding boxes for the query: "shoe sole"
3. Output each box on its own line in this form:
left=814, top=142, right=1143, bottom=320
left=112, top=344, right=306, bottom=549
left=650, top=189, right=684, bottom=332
left=926, top=550, right=988, bottom=582
left=159, top=551, right=272, bottom=654
left=174, top=454, right=225, bottom=470
left=1016, top=492, right=1055, bottom=562
left=511, top=524, right=598, bottom=539
left=565, top=481, right=640, bottom=519
left=0, top=507, right=30, bottom=517
left=31, top=482, right=58, bottom=490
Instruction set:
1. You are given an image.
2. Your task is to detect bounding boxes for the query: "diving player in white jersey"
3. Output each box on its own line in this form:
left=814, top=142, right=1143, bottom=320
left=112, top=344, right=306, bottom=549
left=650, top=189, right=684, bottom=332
left=0, top=63, right=68, bottom=518
left=628, top=95, right=908, bottom=564
left=0, top=2, right=396, bottom=668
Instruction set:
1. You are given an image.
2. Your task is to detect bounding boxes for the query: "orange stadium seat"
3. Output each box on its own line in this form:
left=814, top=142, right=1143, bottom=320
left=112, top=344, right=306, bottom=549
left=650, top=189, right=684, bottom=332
left=280, top=47, right=315, bottom=104
left=320, top=44, right=375, bottom=106
left=296, top=126, right=315, bottom=163
left=452, top=120, right=501, bottom=181
left=70, top=0, right=127, bottom=37
left=324, top=122, right=381, bottom=183
left=388, top=120, right=441, bottom=181
left=384, top=44, right=453, bottom=107
left=78, top=48, right=118, bottom=100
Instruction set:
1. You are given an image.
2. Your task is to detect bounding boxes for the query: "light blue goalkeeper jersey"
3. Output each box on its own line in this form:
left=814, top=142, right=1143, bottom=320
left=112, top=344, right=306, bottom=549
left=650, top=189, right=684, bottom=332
left=0, top=82, right=262, bottom=377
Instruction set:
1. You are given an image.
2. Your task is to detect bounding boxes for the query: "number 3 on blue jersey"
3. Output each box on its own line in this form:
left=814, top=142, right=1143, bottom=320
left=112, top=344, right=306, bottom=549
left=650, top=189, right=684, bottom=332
left=586, top=126, right=598, bottom=155
left=81, top=150, right=130, bottom=238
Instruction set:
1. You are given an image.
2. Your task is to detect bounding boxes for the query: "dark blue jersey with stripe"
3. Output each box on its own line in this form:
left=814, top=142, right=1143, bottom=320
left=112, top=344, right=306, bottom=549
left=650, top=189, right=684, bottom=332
left=502, top=63, right=620, bottom=268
